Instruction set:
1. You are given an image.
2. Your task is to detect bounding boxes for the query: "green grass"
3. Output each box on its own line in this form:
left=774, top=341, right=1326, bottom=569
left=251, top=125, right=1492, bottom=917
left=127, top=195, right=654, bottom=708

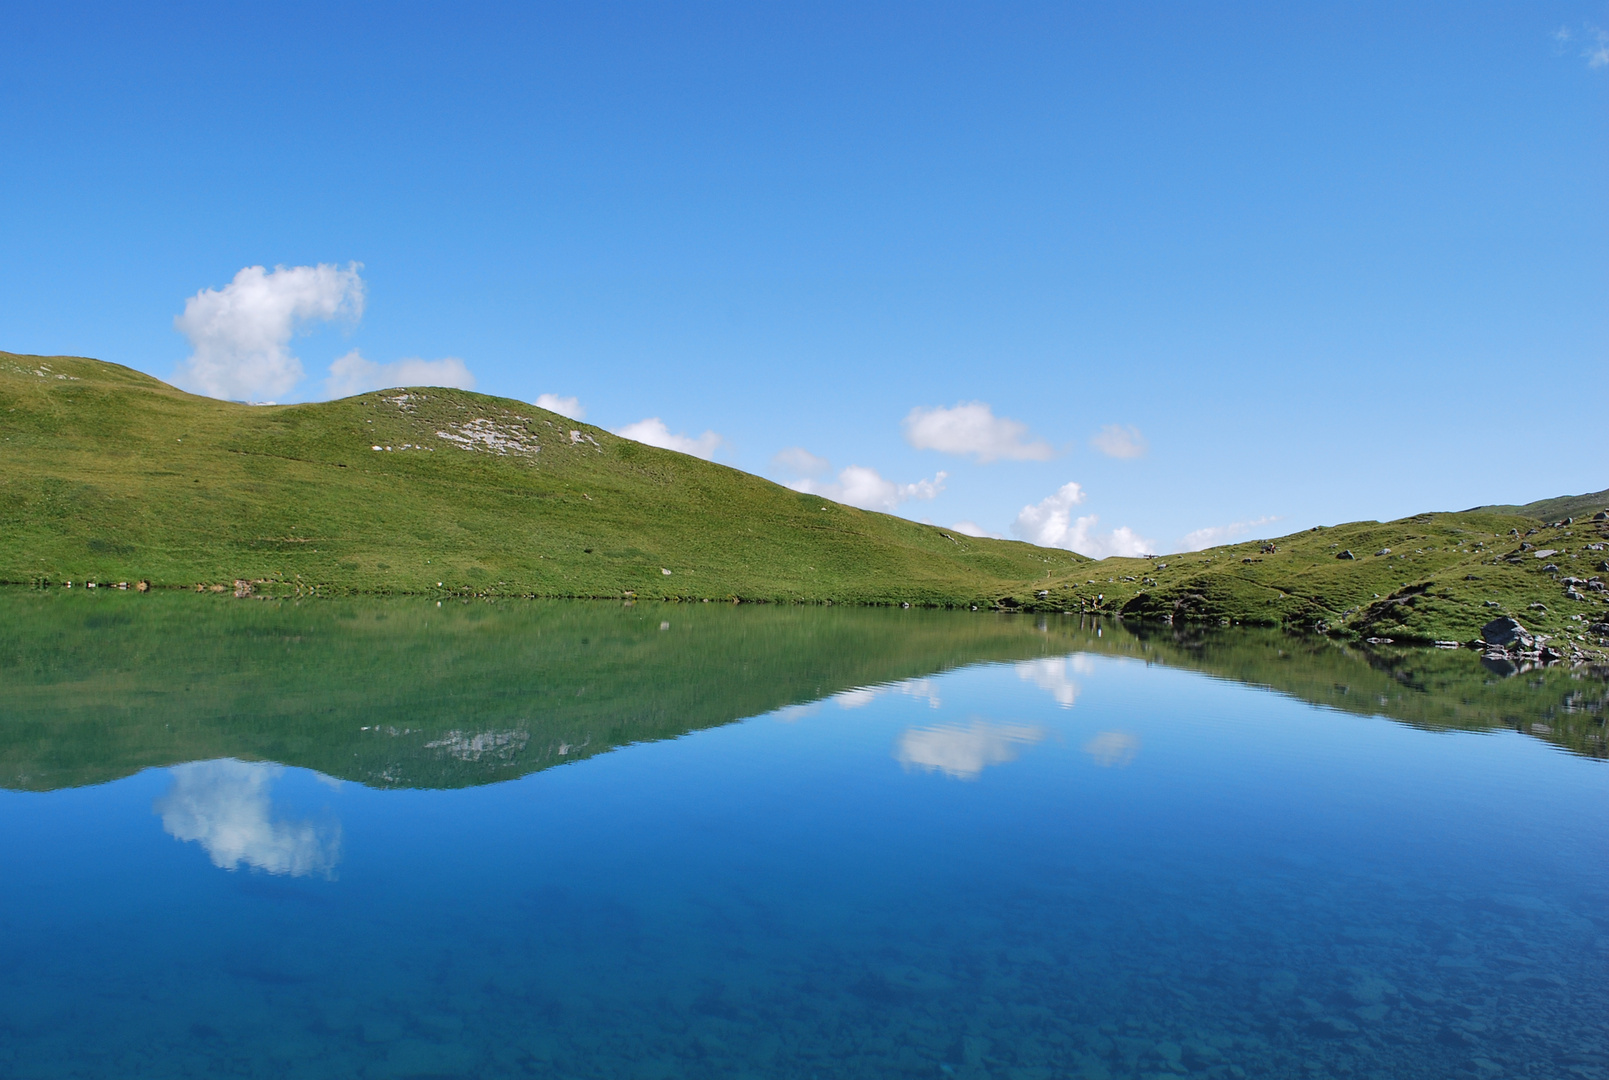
left=1018, top=508, right=1609, bottom=656
left=2, top=350, right=1603, bottom=653
left=0, top=352, right=1085, bottom=604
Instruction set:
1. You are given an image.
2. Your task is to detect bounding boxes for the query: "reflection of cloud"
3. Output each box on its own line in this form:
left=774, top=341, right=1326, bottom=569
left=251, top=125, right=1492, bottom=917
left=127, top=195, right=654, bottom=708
left=1083, top=731, right=1139, bottom=767
left=895, top=721, right=1044, bottom=780
left=1016, top=657, right=1080, bottom=708
left=834, top=678, right=942, bottom=710
left=154, top=760, right=341, bottom=877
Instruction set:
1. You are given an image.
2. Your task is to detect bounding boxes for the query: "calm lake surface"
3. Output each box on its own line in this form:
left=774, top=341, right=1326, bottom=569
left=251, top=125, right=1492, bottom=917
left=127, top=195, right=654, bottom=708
left=1, top=593, right=1606, bottom=1079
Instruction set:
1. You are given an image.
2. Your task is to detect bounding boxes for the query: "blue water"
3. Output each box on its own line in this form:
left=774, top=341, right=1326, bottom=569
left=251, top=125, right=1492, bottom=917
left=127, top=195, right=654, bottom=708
left=3, top=651, right=1606, bottom=1078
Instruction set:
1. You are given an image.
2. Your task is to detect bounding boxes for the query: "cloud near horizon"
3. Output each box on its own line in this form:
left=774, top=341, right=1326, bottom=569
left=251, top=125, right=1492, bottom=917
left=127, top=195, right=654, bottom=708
left=325, top=350, right=475, bottom=398
left=772, top=446, right=832, bottom=477
left=790, top=465, right=947, bottom=513
left=950, top=520, right=1004, bottom=539
left=174, top=263, right=366, bottom=401
left=1012, top=481, right=1155, bottom=558
left=1179, top=514, right=1281, bottom=552
left=535, top=393, right=585, bottom=420
left=1089, top=423, right=1147, bottom=459
left=903, top=402, right=1053, bottom=462
left=616, top=417, right=724, bottom=459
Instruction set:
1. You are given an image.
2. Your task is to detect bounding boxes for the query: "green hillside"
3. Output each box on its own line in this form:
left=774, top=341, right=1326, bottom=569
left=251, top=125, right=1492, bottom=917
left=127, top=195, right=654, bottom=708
left=2, top=350, right=1603, bottom=655
left=0, top=352, right=1081, bottom=604
left=1018, top=508, right=1609, bottom=658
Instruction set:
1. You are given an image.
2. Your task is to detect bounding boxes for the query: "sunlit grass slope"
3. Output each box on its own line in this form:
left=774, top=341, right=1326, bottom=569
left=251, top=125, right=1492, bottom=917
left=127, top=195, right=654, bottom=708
left=1021, top=503, right=1609, bottom=654
left=0, top=352, right=1083, bottom=603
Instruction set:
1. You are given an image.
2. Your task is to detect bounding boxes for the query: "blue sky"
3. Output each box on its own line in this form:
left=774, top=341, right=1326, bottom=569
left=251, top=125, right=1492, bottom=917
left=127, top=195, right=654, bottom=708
left=2, top=3, right=1604, bottom=554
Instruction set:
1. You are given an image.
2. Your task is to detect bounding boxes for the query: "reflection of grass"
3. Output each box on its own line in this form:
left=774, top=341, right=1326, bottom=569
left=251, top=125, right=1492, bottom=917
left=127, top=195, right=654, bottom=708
left=3, top=595, right=1604, bottom=796
left=1046, top=621, right=1609, bottom=760
left=0, top=591, right=1077, bottom=792
left=0, top=353, right=1079, bottom=606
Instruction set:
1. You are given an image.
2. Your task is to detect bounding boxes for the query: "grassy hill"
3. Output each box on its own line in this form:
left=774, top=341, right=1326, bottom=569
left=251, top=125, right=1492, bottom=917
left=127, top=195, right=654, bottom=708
left=2, top=350, right=1603, bottom=654
left=0, top=352, right=1082, bottom=604
left=1013, top=504, right=1609, bottom=657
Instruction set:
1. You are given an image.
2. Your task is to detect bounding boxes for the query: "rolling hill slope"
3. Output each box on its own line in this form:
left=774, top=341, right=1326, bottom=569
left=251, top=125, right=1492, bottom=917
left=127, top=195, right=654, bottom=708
left=2, top=350, right=1603, bottom=656
left=0, top=351, right=1083, bottom=603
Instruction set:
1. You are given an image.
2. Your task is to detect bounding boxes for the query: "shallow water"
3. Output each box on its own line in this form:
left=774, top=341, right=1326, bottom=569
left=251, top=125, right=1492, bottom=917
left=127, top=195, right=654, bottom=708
left=1, top=595, right=1606, bottom=1078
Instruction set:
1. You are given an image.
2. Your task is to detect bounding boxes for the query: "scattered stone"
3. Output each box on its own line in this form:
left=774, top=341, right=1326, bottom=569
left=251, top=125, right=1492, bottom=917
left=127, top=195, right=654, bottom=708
left=1565, top=588, right=1585, bottom=602
left=1542, top=563, right=1559, bottom=572
left=1336, top=550, right=1355, bottom=560
left=1433, top=640, right=1461, bottom=649
left=1520, top=542, right=1535, bottom=552
left=1533, top=549, right=1557, bottom=559
left=1594, top=510, right=1609, bottom=521
left=1365, top=637, right=1394, bottom=645
left=1375, top=548, right=1391, bottom=556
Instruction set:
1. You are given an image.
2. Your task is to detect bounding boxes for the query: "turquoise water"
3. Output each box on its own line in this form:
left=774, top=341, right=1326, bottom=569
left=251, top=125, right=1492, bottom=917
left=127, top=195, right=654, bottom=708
left=2, top=611, right=1607, bottom=1078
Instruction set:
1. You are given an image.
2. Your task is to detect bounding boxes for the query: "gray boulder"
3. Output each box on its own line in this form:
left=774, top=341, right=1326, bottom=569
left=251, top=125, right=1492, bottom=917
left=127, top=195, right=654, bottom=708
left=1481, top=616, right=1532, bottom=649
left=1336, top=550, right=1355, bottom=560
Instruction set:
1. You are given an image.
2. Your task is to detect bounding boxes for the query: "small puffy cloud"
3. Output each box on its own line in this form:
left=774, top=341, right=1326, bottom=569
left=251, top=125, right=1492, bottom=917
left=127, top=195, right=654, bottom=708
left=617, top=417, right=723, bottom=460
left=1012, top=481, right=1155, bottom=558
left=895, top=721, right=1044, bottom=780
left=1089, top=423, right=1147, bottom=459
left=535, top=393, right=585, bottom=420
left=773, top=446, right=831, bottom=477
left=154, top=759, right=341, bottom=877
left=174, top=263, right=365, bottom=401
left=324, top=350, right=475, bottom=399
left=902, top=402, right=1053, bottom=463
left=791, top=465, right=947, bottom=513
left=1179, top=515, right=1281, bottom=552
left=950, top=520, right=1004, bottom=539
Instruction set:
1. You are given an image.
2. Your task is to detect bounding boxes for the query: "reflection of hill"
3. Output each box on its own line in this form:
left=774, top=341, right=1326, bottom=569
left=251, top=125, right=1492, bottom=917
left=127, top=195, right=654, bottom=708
left=1040, top=621, right=1609, bottom=760
left=4, top=595, right=1603, bottom=793
left=0, top=592, right=1076, bottom=792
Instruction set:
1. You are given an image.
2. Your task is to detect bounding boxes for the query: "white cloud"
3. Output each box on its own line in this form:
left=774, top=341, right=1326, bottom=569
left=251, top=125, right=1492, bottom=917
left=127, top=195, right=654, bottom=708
left=895, top=721, right=1044, bottom=780
left=616, top=417, right=723, bottom=459
left=1179, top=515, right=1281, bottom=552
left=174, top=263, right=365, bottom=401
left=324, top=350, right=475, bottom=399
left=154, top=759, right=341, bottom=877
left=902, top=402, right=1053, bottom=463
left=1015, top=656, right=1080, bottom=708
left=950, top=520, right=1004, bottom=539
left=1089, top=423, right=1148, bottom=459
left=773, top=446, right=831, bottom=477
left=791, top=465, right=947, bottom=513
left=1589, top=26, right=1609, bottom=67
left=535, top=393, right=585, bottom=420
left=1011, top=481, right=1155, bottom=558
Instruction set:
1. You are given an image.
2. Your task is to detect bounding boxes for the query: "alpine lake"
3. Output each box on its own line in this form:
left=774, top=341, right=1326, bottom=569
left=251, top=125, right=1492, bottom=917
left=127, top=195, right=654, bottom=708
left=2, top=590, right=1606, bottom=1080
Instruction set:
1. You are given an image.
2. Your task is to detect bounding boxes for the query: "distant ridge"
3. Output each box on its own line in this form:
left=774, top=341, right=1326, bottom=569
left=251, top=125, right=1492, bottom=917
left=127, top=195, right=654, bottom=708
left=1470, top=489, right=1609, bottom=523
